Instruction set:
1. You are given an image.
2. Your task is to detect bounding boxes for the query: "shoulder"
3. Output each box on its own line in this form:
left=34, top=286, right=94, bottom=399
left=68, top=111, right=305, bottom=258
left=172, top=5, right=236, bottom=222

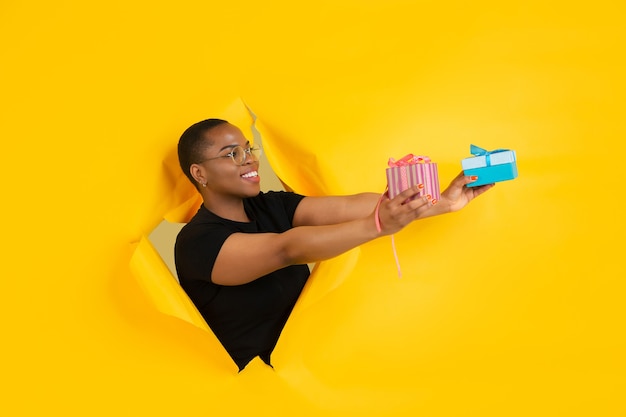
left=251, top=190, right=305, bottom=204
left=240, top=191, right=305, bottom=230
left=245, top=191, right=305, bottom=213
left=174, top=207, right=233, bottom=279
left=176, top=206, right=226, bottom=243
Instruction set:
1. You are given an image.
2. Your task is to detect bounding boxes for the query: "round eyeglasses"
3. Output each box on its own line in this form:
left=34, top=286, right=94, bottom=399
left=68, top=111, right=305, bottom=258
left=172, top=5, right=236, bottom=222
left=202, top=145, right=262, bottom=166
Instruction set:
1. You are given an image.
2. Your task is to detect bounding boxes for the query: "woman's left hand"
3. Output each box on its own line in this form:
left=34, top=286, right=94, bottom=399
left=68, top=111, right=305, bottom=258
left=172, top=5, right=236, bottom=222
left=421, top=171, right=495, bottom=217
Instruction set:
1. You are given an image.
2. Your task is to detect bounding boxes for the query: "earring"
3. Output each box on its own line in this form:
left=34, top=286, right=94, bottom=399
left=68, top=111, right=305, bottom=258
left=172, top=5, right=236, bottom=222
left=201, top=182, right=206, bottom=188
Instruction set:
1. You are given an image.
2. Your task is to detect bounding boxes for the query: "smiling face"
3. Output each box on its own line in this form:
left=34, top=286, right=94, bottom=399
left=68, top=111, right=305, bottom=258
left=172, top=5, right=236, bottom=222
left=190, top=122, right=261, bottom=206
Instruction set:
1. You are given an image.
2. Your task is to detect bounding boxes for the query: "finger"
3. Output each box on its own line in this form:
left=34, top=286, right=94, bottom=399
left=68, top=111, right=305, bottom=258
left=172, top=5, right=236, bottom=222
left=471, top=182, right=495, bottom=197
left=447, top=171, right=478, bottom=186
left=392, top=184, right=424, bottom=204
left=462, top=174, right=479, bottom=186
left=405, top=193, right=434, bottom=211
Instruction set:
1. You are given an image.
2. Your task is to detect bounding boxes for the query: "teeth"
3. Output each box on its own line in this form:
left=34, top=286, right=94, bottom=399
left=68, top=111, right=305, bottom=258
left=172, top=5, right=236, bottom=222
left=241, top=171, right=258, bottom=178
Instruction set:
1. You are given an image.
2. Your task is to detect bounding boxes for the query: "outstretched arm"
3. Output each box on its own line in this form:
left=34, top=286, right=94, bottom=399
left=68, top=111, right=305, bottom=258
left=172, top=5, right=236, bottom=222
left=292, top=193, right=382, bottom=227
left=211, top=185, right=431, bottom=285
left=292, top=171, right=494, bottom=225
left=211, top=172, right=493, bottom=286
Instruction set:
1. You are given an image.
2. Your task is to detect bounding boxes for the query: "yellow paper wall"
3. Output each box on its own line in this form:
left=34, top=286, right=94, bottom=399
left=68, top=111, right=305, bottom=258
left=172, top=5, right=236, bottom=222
left=1, top=1, right=624, bottom=416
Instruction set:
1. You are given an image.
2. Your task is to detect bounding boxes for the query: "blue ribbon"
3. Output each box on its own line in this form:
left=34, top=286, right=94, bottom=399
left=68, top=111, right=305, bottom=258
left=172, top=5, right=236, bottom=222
left=470, top=144, right=509, bottom=167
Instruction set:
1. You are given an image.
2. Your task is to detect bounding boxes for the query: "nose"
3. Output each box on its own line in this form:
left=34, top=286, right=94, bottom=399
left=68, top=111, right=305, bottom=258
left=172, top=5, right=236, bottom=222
left=244, top=149, right=259, bottom=165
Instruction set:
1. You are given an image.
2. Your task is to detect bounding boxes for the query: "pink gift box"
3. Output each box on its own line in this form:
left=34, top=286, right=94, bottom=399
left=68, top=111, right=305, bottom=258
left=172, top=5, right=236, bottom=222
left=385, top=154, right=440, bottom=201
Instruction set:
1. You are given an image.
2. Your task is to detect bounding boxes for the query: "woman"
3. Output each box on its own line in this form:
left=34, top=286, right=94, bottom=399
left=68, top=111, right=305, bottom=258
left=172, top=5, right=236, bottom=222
left=174, top=118, right=493, bottom=370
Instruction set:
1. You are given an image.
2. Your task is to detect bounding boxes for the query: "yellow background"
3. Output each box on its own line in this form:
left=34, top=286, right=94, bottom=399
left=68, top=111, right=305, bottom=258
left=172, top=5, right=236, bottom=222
left=1, top=1, right=624, bottom=416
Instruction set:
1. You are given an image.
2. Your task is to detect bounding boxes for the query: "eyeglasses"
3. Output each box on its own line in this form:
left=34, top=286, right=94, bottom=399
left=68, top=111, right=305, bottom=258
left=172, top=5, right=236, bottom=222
left=202, top=145, right=262, bottom=166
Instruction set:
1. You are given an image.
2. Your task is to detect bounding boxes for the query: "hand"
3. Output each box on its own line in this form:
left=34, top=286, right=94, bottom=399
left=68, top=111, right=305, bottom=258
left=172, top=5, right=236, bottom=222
left=438, top=171, right=495, bottom=213
left=375, top=184, right=434, bottom=235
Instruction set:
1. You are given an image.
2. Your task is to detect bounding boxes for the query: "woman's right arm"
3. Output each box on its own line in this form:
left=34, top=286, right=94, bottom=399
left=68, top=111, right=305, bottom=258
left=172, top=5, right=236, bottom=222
left=210, top=185, right=430, bottom=286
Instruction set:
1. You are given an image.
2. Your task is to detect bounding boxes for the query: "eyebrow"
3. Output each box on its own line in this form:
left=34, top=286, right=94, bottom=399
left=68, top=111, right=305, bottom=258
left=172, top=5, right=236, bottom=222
left=218, top=140, right=250, bottom=153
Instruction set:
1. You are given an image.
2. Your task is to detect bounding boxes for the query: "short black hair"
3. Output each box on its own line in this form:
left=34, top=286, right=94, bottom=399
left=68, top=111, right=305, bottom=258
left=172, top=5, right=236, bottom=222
left=177, top=118, right=228, bottom=186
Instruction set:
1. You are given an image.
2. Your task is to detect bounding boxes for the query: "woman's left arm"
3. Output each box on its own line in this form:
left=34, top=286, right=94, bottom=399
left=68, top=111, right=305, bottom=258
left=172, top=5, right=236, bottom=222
left=293, top=171, right=495, bottom=227
left=293, top=193, right=381, bottom=227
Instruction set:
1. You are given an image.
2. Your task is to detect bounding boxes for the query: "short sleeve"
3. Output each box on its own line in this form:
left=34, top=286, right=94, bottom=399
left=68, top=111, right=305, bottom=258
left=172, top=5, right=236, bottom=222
left=257, top=191, right=305, bottom=225
left=174, top=221, right=231, bottom=283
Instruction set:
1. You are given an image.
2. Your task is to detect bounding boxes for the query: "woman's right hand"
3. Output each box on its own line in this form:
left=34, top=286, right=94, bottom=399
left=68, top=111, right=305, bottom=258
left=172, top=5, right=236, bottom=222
left=374, top=184, right=435, bottom=236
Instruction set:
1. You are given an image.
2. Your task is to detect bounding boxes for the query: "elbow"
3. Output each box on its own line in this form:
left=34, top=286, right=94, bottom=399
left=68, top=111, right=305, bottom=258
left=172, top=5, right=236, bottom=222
left=280, top=246, right=304, bottom=267
left=280, top=238, right=315, bottom=266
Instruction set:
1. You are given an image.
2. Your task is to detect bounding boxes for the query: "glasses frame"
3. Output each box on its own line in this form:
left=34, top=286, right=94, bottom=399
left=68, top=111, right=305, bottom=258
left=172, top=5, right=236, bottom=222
left=202, top=145, right=262, bottom=166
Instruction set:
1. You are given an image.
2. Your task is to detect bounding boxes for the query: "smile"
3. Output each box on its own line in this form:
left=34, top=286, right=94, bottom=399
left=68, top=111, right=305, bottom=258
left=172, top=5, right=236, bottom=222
left=241, top=171, right=258, bottom=178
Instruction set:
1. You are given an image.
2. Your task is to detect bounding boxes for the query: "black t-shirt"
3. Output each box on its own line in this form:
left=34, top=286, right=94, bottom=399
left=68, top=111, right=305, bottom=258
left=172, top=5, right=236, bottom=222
left=174, top=191, right=310, bottom=370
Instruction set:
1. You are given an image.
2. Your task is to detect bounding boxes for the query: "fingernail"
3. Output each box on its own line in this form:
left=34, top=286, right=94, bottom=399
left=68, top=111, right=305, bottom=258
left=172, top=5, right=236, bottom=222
left=418, top=183, right=424, bottom=189
left=426, top=194, right=432, bottom=199
left=431, top=199, right=438, bottom=205
left=470, top=176, right=478, bottom=181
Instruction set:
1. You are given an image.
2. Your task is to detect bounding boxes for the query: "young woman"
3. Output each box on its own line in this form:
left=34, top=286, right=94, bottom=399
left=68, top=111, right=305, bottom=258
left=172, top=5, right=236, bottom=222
left=174, top=118, right=493, bottom=370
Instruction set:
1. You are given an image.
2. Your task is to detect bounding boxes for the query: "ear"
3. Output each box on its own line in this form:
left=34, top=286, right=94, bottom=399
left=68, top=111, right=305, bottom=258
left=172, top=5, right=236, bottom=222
left=189, top=163, right=206, bottom=187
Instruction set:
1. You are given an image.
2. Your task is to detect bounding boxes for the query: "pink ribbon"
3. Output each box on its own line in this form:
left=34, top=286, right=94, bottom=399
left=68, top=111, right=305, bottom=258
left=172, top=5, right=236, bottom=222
left=388, top=154, right=431, bottom=167
left=374, top=191, right=402, bottom=277
left=375, top=188, right=404, bottom=278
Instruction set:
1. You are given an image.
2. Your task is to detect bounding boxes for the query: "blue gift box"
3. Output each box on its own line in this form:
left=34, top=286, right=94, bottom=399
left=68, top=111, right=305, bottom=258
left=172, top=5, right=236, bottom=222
left=462, top=145, right=518, bottom=187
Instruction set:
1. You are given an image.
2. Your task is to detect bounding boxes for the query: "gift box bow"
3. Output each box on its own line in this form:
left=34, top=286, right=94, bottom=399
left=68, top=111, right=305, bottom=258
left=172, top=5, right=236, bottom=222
left=469, top=144, right=512, bottom=166
left=388, top=154, right=431, bottom=167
